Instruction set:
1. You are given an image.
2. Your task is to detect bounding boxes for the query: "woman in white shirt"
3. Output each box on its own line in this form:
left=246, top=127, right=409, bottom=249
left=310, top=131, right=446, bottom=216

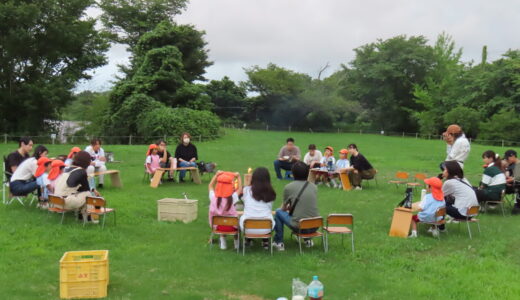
left=240, top=167, right=276, bottom=250
left=9, top=145, right=48, bottom=196
left=442, top=161, right=478, bottom=220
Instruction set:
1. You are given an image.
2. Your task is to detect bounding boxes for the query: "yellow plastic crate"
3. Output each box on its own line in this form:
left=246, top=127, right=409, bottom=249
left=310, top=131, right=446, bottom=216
left=60, top=250, right=109, bottom=299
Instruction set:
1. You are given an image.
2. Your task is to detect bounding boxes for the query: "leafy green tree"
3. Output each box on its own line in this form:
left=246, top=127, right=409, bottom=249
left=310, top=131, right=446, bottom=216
left=205, top=77, right=247, bottom=119
left=0, top=0, right=109, bottom=134
left=343, top=35, right=435, bottom=132
left=479, top=110, right=520, bottom=142
left=443, top=107, right=481, bottom=138
left=98, top=0, right=188, bottom=49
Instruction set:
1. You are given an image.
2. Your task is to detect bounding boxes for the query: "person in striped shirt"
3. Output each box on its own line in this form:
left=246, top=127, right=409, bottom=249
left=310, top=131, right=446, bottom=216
left=476, top=150, right=506, bottom=204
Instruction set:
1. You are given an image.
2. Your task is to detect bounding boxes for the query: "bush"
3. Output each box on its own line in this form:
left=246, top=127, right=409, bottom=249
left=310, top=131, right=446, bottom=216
left=443, top=106, right=481, bottom=138
left=479, top=110, right=520, bottom=142
left=138, top=107, right=221, bottom=140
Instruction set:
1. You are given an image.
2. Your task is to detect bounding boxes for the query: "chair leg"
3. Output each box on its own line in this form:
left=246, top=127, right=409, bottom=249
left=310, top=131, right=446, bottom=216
left=102, top=214, right=106, bottom=229
left=242, top=234, right=245, bottom=256
left=298, top=236, right=302, bottom=255
left=351, top=233, right=355, bottom=253
left=476, top=221, right=481, bottom=234
left=322, top=234, right=326, bottom=253
left=61, top=212, right=65, bottom=225
left=209, top=233, right=214, bottom=249
left=467, top=221, right=472, bottom=239
left=500, top=203, right=505, bottom=217
left=270, top=235, right=273, bottom=256
left=236, top=233, right=240, bottom=254
left=324, top=233, right=328, bottom=253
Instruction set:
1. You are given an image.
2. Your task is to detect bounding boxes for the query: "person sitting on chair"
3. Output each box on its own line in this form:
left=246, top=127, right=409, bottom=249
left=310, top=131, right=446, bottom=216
left=274, top=137, right=301, bottom=180
left=175, top=132, right=198, bottom=182
left=156, top=139, right=177, bottom=181
left=504, top=150, right=520, bottom=214
left=272, top=161, right=319, bottom=251
left=9, top=145, right=48, bottom=196
left=345, top=144, right=376, bottom=190
left=64, top=147, right=81, bottom=167
left=303, top=144, right=322, bottom=169
left=5, top=137, right=33, bottom=177
left=476, top=150, right=506, bottom=205
left=409, top=177, right=446, bottom=238
left=85, top=138, right=107, bottom=189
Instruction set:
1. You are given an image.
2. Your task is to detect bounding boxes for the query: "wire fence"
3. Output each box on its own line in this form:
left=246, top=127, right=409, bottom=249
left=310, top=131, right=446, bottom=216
left=2, top=125, right=520, bottom=148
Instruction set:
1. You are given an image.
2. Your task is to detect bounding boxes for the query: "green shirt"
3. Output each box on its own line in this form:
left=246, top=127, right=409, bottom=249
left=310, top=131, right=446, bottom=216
left=481, top=165, right=506, bottom=200
left=283, top=180, right=319, bottom=228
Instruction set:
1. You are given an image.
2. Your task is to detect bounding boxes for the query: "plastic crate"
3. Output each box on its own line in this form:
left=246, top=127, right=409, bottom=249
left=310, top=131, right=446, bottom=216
left=60, top=250, right=109, bottom=299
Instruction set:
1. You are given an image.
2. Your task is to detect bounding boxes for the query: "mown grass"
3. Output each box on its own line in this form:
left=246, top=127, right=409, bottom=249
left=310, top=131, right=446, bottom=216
left=0, top=129, right=519, bottom=299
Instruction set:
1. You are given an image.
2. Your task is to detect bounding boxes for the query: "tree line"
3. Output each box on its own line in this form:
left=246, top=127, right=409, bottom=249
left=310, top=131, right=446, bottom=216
left=2, top=1, right=519, bottom=143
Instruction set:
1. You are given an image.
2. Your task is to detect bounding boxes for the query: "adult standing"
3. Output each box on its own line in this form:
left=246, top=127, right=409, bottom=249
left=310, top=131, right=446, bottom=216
left=346, top=144, right=376, bottom=190
left=442, top=124, right=470, bottom=169
left=273, top=161, right=319, bottom=251
left=5, top=137, right=33, bottom=176
left=9, top=145, right=48, bottom=196
left=175, top=132, right=198, bottom=182
left=273, top=138, right=301, bottom=180
left=156, top=139, right=177, bottom=181
left=85, top=138, right=107, bottom=189
left=441, top=161, right=478, bottom=220
left=53, top=151, right=101, bottom=222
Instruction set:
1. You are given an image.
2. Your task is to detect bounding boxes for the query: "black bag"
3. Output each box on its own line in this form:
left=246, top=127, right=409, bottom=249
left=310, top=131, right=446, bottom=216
left=445, top=194, right=456, bottom=206
left=397, top=188, right=413, bottom=208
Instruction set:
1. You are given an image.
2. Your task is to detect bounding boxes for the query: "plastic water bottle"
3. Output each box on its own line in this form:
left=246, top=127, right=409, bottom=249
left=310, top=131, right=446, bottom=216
left=307, top=275, right=324, bottom=300
left=420, top=189, right=427, bottom=202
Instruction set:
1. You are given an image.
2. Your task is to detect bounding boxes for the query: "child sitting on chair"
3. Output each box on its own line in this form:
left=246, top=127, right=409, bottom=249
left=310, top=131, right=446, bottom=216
left=209, top=171, right=242, bottom=250
left=145, top=144, right=161, bottom=176
left=35, top=157, right=53, bottom=209
left=318, top=146, right=337, bottom=188
left=64, top=147, right=81, bottom=167
left=331, top=149, right=350, bottom=189
left=409, top=177, right=446, bottom=238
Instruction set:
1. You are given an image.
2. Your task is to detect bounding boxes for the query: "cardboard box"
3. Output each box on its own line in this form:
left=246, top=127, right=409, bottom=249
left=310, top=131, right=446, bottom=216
left=157, top=198, right=198, bottom=223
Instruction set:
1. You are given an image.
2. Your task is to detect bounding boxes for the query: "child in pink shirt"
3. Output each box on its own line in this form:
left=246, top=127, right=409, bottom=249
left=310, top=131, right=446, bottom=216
left=208, top=171, right=242, bottom=250
left=145, top=144, right=161, bottom=175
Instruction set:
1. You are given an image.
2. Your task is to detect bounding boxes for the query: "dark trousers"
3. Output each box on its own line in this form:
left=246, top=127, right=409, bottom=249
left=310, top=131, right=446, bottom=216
left=10, top=180, right=38, bottom=196
left=476, top=189, right=495, bottom=204
left=446, top=203, right=471, bottom=220
left=274, top=160, right=294, bottom=179
left=348, top=168, right=376, bottom=187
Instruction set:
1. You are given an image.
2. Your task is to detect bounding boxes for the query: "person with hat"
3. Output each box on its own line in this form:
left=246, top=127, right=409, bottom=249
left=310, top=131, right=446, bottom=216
left=9, top=145, right=48, bottom=196
left=48, top=159, right=65, bottom=191
left=208, top=171, right=242, bottom=250
left=409, top=177, right=446, bottom=238
left=35, top=157, right=53, bottom=208
left=318, top=146, right=337, bottom=188
left=303, top=144, right=322, bottom=169
left=64, top=146, right=81, bottom=167
left=442, top=124, right=470, bottom=169
left=331, top=149, right=351, bottom=190
left=145, top=144, right=161, bottom=177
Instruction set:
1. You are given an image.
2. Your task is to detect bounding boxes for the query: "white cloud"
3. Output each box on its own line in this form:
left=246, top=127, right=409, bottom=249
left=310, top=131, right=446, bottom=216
left=77, top=0, right=520, bottom=91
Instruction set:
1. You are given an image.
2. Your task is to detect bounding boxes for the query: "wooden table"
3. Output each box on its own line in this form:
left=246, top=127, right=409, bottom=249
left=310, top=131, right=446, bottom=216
left=89, top=170, right=122, bottom=188
left=388, top=202, right=421, bottom=238
left=307, top=168, right=352, bottom=191
left=150, top=167, right=201, bottom=188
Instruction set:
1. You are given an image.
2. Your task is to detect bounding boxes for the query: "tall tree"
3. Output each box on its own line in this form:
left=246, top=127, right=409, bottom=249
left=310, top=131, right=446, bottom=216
left=0, top=0, right=109, bottom=134
left=98, top=0, right=188, bottom=49
left=205, top=77, right=247, bottom=119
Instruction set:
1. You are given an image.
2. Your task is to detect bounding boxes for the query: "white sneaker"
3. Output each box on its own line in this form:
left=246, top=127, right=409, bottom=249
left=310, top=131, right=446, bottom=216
left=355, top=186, right=363, bottom=190
left=431, top=229, right=440, bottom=237
left=234, top=238, right=240, bottom=250
left=219, top=236, right=227, bottom=250
left=305, top=239, right=314, bottom=248
left=408, top=231, right=417, bottom=238
left=272, top=242, right=285, bottom=251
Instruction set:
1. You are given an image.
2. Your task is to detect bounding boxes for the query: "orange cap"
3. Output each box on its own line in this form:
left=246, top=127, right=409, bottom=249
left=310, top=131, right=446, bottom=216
left=48, top=160, right=65, bottom=180
left=325, top=146, right=334, bottom=153
left=424, top=177, right=444, bottom=201
left=339, top=149, right=348, bottom=154
left=445, top=124, right=462, bottom=135
left=147, top=144, right=158, bottom=156
left=215, top=172, right=236, bottom=198
left=34, top=157, right=52, bottom=177
left=67, top=147, right=81, bottom=159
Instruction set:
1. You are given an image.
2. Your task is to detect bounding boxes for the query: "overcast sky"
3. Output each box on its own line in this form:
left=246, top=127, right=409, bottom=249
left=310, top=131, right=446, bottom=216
left=76, top=0, right=520, bottom=91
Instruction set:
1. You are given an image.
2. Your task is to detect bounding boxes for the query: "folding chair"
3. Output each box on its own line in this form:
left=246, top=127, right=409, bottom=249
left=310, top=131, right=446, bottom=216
left=210, top=216, right=240, bottom=254
left=293, top=217, right=325, bottom=254
left=407, top=173, right=427, bottom=190
left=388, top=172, right=409, bottom=188
left=48, top=195, right=73, bottom=224
left=2, top=159, right=10, bottom=204
left=323, top=214, right=354, bottom=253
left=419, top=206, right=446, bottom=240
left=242, top=218, right=273, bottom=256
left=453, top=205, right=481, bottom=239
left=84, top=196, right=116, bottom=229
left=484, top=190, right=507, bottom=216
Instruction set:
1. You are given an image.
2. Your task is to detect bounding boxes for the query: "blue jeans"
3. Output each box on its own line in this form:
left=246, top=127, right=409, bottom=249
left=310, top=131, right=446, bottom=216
left=10, top=180, right=38, bottom=196
left=273, top=160, right=293, bottom=179
left=179, top=161, right=197, bottom=180
left=274, top=209, right=317, bottom=243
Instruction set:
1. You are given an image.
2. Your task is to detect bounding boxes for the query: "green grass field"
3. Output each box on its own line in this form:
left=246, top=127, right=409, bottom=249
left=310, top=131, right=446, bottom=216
left=1, top=129, right=519, bottom=299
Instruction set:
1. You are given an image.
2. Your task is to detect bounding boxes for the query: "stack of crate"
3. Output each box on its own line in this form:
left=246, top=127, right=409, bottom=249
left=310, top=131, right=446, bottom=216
left=59, top=250, right=109, bottom=299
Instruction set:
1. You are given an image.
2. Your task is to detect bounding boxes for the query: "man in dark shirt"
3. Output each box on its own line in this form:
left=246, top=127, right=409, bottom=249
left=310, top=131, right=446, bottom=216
left=175, top=133, right=198, bottom=182
left=346, top=143, right=376, bottom=190
left=5, top=137, right=33, bottom=177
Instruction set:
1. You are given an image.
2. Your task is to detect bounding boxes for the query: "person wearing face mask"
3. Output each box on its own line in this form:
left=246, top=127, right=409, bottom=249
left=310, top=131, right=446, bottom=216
left=175, top=132, right=198, bottom=182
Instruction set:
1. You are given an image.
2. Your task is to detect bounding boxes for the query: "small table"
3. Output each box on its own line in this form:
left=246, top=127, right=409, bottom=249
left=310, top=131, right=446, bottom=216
left=307, top=168, right=352, bottom=191
left=150, top=167, right=201, bottom=188
left=89, top=170, right=122, bottom=188
left=388, top=203, right=421, bottom=238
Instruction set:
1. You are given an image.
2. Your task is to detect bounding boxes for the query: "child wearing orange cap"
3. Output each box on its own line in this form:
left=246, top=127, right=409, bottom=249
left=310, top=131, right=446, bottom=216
left=64, top=146, right=81, bottom=167
left=145, top=144, right=161, bottom=176
left=208, top=171, right=242, bottom=250
left=48, top=160, right=65, bottom=191
left=35, top=157, right=53, bottom=209
left=330, top=149, right=350, bottom=189
left=318, top=146, right=337, bottom=188
left=409, top=177, right=446, bottom=238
